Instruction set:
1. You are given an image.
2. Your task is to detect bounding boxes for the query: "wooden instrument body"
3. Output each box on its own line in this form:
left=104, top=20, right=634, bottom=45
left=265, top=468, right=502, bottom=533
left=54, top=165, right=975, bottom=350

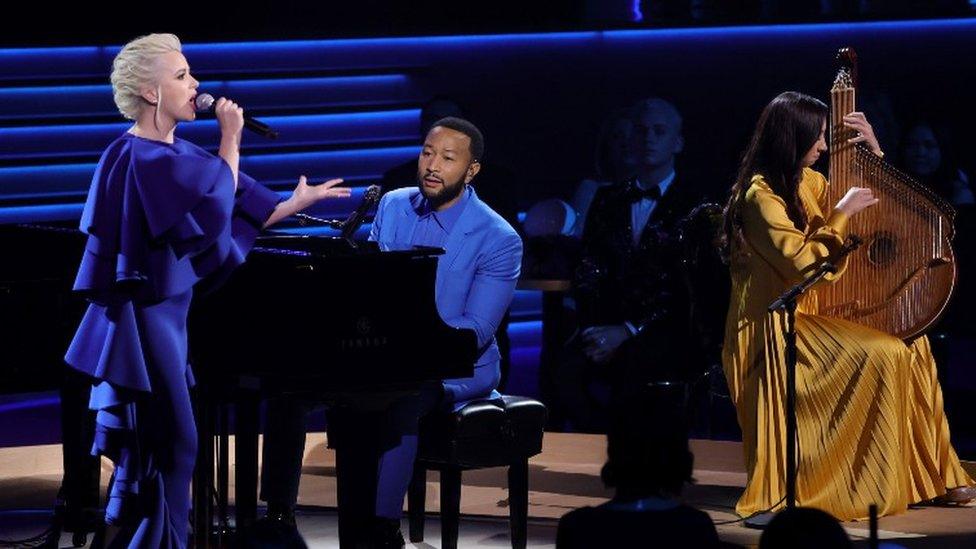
left=820, top=51, right=957, bottom=340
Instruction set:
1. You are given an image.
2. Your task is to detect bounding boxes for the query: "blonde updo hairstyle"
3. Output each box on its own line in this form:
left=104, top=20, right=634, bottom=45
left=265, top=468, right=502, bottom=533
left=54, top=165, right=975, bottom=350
left=110, top=33, right=182, bottom=121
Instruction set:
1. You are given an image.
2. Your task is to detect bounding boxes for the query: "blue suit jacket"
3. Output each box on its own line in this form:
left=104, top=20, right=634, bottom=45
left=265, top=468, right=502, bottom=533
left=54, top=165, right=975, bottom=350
left=369, top=186, right=522, bottom=402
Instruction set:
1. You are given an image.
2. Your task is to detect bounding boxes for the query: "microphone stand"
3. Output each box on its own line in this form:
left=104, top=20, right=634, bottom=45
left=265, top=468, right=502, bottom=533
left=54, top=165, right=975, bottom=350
left=291, top=185, right=381, bottom=249
left=745, top=235, right=862, bottom=528
left=294, top=212, right=346, bottom=230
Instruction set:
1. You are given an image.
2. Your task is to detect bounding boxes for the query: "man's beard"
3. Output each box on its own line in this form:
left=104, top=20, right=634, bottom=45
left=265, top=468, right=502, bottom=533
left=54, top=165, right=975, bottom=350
left=418, top=173, right=466, bottom=208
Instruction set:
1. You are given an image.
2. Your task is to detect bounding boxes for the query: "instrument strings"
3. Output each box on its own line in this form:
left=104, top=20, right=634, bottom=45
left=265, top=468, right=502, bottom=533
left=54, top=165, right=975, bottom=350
left=820, top=68, right=955, bottom=339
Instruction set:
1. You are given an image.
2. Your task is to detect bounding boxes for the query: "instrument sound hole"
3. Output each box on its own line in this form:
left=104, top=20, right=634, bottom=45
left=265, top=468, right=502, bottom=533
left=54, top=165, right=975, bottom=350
left=867, top=233, right=897, bottom=267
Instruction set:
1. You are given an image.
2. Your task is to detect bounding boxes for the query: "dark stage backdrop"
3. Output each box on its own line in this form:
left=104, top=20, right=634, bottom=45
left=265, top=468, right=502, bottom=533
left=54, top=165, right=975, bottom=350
left=2, top=17, right=975, bottom=450
left=4, top=18, right=975, bottom=211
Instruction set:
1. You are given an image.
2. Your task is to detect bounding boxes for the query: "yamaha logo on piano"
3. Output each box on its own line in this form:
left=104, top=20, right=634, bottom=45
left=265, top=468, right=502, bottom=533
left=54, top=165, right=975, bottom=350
left=339, top=316, right=390, bottom=350
left=356, top=316, right=372, bottom=335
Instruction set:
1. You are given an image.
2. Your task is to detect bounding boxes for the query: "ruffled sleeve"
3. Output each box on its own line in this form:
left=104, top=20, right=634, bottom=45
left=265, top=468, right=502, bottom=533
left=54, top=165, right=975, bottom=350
left=130, top=138, right=232, bottom=244
left=742, top=170, right=849, bottom=286
left=72, top=134, right=280, bottom=302
left=192, top=170, right=282, bottom=295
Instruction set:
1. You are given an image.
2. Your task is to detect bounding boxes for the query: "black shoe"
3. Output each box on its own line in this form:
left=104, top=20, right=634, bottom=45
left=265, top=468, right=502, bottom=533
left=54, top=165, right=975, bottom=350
left=371, top=517, right=405, bottom=548
left=260, top=502, right=297, bottom=528
left=246, top=516, right=307, bottom=549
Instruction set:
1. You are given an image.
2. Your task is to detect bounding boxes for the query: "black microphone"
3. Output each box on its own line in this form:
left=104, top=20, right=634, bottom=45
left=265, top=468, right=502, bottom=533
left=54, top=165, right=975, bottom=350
left=340, top=185, right=382, bottom=240
left=195, top=93, right=278, bottom=139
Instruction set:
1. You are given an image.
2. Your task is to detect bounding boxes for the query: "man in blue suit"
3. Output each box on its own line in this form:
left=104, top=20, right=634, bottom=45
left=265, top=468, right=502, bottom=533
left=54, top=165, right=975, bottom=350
left=259, top=117, right=522, bottom=547
left=371, top=117, right=521, bottom=402
left=367, top=117, right=522, bottom=546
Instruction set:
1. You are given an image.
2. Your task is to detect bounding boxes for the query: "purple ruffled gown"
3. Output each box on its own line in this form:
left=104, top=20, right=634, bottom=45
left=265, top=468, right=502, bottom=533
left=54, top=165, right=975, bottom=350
left=64, top=133, right=280, bottom=547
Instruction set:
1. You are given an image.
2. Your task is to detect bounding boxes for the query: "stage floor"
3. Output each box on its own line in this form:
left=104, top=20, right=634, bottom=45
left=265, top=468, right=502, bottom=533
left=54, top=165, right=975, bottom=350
left=1, top=433, right=974, bottom=547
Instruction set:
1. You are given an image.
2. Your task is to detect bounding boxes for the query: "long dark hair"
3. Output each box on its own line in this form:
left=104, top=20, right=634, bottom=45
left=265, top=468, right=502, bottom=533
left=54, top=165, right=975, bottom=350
left=594, top=107, right=636, bottom=182
left=722, top=91, right=828, bottom=261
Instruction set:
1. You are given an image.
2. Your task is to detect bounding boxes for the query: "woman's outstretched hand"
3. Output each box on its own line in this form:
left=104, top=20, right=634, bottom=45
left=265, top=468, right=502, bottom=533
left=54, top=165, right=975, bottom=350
left=263, top=176, right=352, bottom=228
left=291, top=176, right=351, bottom=210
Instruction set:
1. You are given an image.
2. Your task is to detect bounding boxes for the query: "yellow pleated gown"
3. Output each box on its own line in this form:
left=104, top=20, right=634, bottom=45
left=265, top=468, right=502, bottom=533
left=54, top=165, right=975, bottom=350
left=722, top=168, right=973, bottom=521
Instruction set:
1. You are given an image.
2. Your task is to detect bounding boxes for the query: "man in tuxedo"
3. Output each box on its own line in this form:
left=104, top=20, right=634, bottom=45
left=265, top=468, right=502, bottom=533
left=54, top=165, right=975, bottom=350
left=555, top=97, right=703, bottom=431
left=260, top=117, right=522, bottom=547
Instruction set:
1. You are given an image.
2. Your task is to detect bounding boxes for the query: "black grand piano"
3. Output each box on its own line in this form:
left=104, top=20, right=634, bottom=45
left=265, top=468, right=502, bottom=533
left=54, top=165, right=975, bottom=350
left=0, top=223, right=99, bottom=546
left=189, top=233, right=478, bottom=547
left=0, top=223, right=477, bottom=547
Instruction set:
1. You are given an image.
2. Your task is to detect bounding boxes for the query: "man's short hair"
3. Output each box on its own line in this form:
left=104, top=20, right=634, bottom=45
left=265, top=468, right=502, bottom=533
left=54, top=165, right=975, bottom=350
left=632, top=97, right=683, bottom=134
left=429, top=116, right=485, bottom=162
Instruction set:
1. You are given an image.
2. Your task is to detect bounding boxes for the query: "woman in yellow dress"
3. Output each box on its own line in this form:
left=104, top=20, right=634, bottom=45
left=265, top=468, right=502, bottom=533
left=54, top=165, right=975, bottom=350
left=721, top=91, right=975, bottom=520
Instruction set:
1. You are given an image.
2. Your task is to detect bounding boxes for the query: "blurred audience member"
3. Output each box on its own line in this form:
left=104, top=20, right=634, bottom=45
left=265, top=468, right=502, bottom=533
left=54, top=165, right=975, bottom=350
left=521, top=198, right=581, bottom=280
left=556, top=394, right=719, bottom=548
left=900, top=120, right=976, bottom=336
left=536, top=108, right=636, bottom=429
left=899, top=121, right=974, bottom=207
left=758, top=507, right=852, bottom=549
left=524, top=199, right=577, bottom=239
left=571, top=108, right=638, bottom=237
left=552, top=98, right=703, bottom=432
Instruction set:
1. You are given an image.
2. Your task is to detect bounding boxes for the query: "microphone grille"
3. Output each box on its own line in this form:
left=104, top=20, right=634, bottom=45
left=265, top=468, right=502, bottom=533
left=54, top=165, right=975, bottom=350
left=364, top=184, right=381, bottom=202
left=194, top=93, right=215, bottom=112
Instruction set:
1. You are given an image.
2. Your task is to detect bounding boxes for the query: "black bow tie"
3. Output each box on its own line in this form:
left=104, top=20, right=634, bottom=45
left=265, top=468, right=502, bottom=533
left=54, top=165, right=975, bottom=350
left=629, top=184, right=661, bottom=203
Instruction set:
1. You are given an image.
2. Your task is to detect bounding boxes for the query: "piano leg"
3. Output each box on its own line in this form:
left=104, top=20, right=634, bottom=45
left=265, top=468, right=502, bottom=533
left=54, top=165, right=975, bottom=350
left=216, top=405, right=231, bottom=535
left=59, top=368, right=101, bottom=537
left=539, top=289, right=568, bottom=429
left=330, top=408, right=383, bottom=548
left=234, top=390, right=261, bottom=531
left=193, top=389, right=215, bottom=549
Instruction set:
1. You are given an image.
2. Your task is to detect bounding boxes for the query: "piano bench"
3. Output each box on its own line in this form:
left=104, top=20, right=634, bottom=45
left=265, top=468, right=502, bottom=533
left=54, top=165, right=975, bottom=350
left=407, top=395, right=547, bottom=549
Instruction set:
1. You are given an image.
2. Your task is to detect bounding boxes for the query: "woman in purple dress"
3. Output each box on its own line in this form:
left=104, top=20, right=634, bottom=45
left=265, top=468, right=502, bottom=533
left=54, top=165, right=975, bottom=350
left=63, top=33, right=350, bottom=547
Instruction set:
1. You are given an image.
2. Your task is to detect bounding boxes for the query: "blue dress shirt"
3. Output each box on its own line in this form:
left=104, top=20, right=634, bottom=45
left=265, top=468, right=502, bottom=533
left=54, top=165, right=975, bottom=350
left=410, top=186, right=471, bottom=248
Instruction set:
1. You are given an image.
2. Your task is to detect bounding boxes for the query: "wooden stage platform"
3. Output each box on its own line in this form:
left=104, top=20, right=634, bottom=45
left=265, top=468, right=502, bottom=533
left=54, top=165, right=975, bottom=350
left=1, top=432, right=974, bottom=547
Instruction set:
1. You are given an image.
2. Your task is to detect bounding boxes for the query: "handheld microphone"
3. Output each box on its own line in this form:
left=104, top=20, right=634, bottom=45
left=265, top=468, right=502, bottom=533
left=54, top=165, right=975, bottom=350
left=340, top=185, right=382, bottom=240
left=195, top=93, right=278, bottom=139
